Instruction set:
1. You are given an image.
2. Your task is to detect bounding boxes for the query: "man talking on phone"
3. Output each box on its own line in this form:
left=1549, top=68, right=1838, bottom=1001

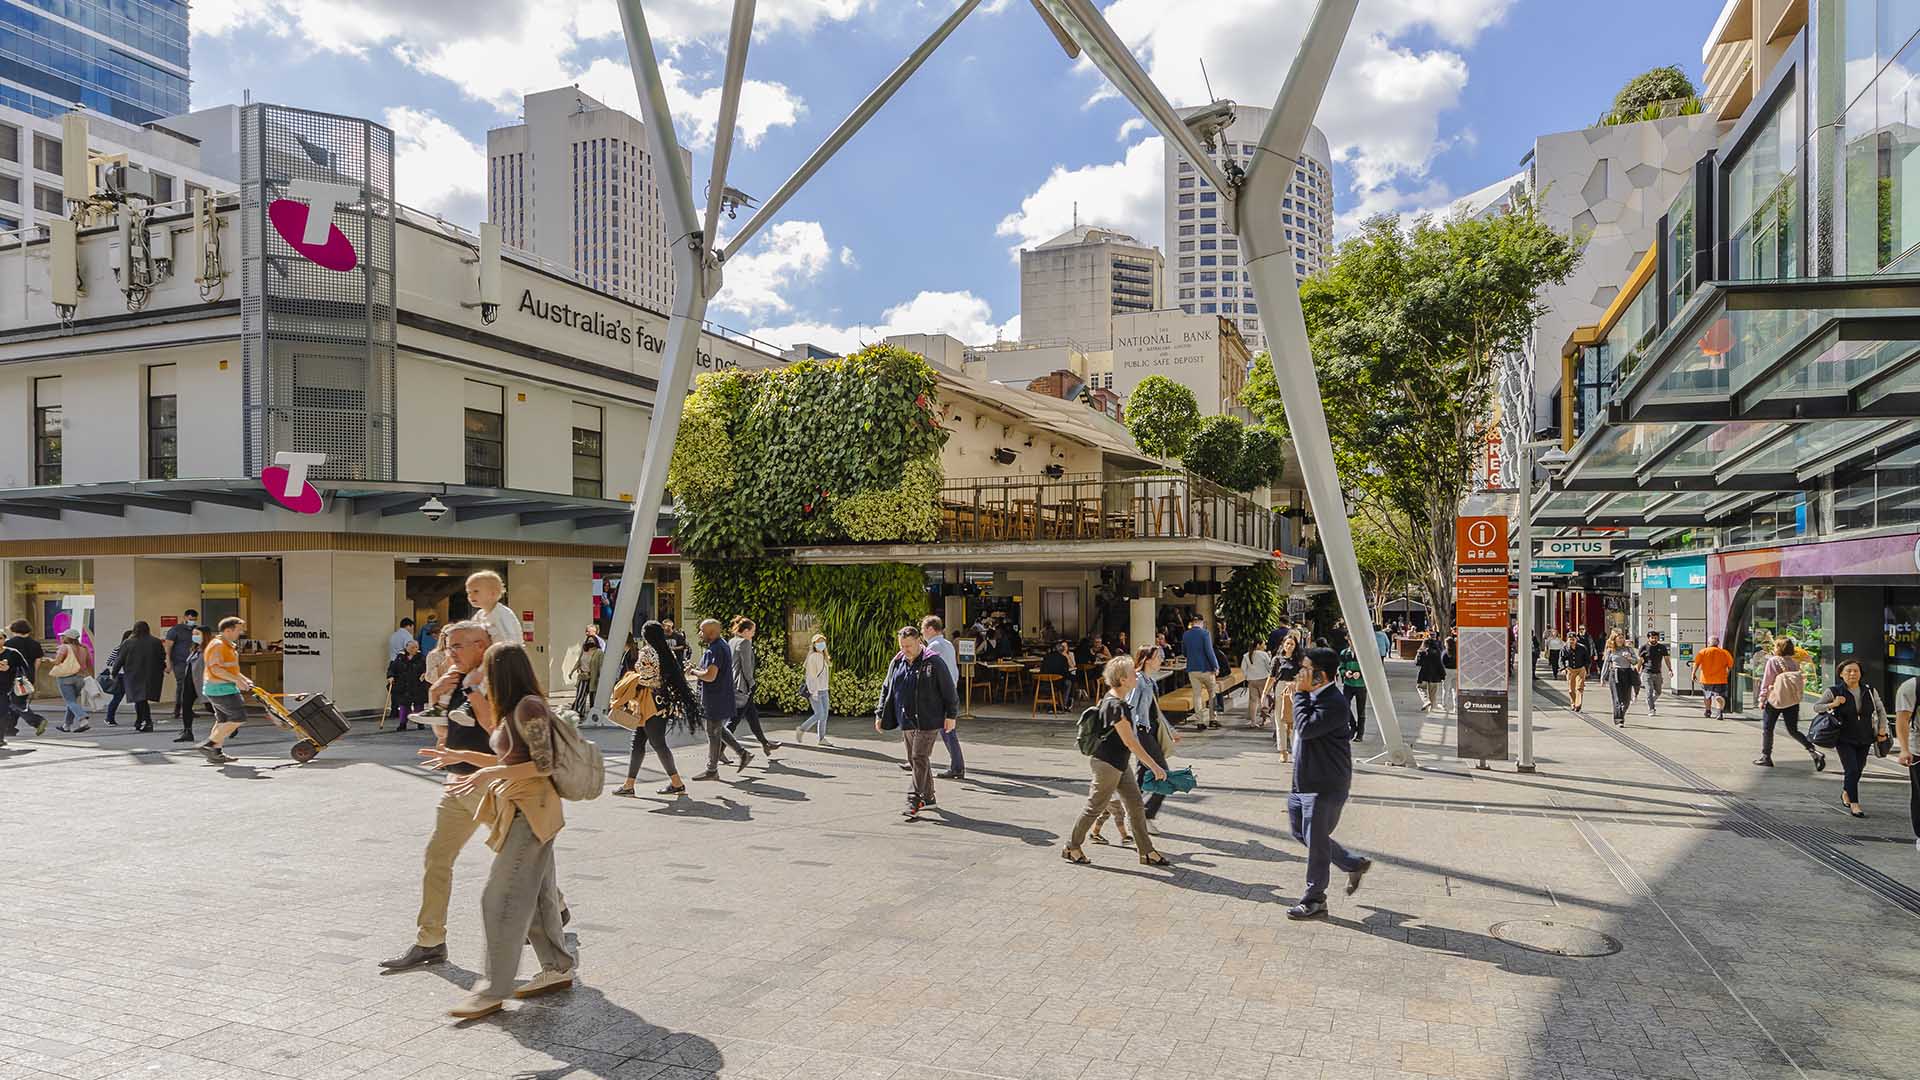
left=1285, top=646, right=1374, bottom=920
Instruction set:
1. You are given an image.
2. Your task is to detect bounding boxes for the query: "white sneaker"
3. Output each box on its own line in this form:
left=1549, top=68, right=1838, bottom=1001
left=513, top=968, right=575, bottom=999
left=448, top=993, right=504, bottom=1019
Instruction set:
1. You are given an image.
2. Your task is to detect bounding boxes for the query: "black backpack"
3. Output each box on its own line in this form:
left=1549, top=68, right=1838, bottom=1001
left=1075, top=702, right=1117, bottom=755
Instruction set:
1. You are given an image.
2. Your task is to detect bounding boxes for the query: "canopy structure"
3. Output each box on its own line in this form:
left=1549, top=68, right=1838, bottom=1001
left=589, top=0, right=1416, bottom=764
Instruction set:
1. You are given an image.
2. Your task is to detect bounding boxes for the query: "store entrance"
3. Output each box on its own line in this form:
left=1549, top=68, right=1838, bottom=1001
left=399, top=559, right=507, bottom=631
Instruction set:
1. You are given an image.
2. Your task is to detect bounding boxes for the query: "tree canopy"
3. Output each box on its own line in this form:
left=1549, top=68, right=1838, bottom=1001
left=1125, top=375, right=1201, bottom=459
left=1602, top=65, right=1701, bottom=125
left=1243, top=199, right=1581, bottom=629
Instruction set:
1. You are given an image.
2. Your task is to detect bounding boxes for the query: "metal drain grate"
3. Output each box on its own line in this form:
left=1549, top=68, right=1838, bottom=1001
left=1490, top=919, right=1623, bottom=957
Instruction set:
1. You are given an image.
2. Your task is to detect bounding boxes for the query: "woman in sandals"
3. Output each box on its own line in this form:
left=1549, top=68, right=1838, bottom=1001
left=434, top=643, right=577, bottom=1019
left=1063, top=655, right=1170, bottom=868
left=611, top=620, right=695, bottom=798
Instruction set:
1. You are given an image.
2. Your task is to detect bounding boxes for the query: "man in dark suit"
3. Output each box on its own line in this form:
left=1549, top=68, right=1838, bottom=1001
left=1285, top=646, right=1373, bottom=920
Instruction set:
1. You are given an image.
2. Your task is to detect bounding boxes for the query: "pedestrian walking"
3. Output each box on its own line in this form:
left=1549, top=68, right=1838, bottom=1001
left=921, top=616, right=963, bottom=777
left=380, top=621, right=501, bottom=971
left=1374, top=622, right=1391, bottom=660
left=115, top=621, right=167, bottom=736
left=1600, top=631, right=1641, bottom=727
left=1809, top=660, right=1889, bottom=818
left=798, top=632, right=832, bottom=746
left=1062, top=655, right=1169, bottom=867
left=1545, top=629, right=1564, bottom=677
left=195, top=617, right=254, bottom=763
left=0, top=620, right=45, bottom=744
left=1242, top=640, right=1272, bottom=728
left=724, top=617, right=779, bottom=755
left=1640, top=630, right=1673, bottom=714
left=1563, top=631, right=1592, bottom=710
left=162, top=609, right=198, bottom=723
left=1414, top=636, right=1444, bottom=712
left=568, top=635, right=602, bottom=718
left=388, top=617, right=416, bottom=661
left=174, top=623, right=203, bottom=741
left=442, top=642, right=578, bottom=1019
left=1285, top=646, right=1371, bottom=920
left=875, top=625, right=958, bottom=821
left=690, top=618, right=754, bottom=779
left=417, top=615, right=441, bottom=656
left=1690, top=636, right=1733, bottom=720
left=1338, top=643, right=1367, bottom=740
left=1441, top=632, right=1459, bottom=712
left=387, top=639, right=428, bottom=732
left=1755, top=637, right=1822, bottom=770
left=49, top=628, right=93, bottom=733
left=101, top=629, right=131, bottom=726
left=610, top=620, right=692, bottom=797
left=466, top=570, right=523, bottom=647
left=1094, top=644, right=1179, bottom=836
left=1895, top=677, right=1919, bottom=853
left=1181, top=615, right=1221, bottom=728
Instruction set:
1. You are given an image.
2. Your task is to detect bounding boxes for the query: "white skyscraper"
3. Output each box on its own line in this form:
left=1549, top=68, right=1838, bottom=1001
left=1163, top=106, right=1333, bottom=355
left=1018, top=224, right=1163, bottom=350
left=487, top=87, right=691, bottom=311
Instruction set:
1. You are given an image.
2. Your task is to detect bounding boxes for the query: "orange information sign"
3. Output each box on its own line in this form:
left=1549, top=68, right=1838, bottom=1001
left=1455, top=512, right=1512, bottom=760
left=1456, top=514, right=1508, bottom=569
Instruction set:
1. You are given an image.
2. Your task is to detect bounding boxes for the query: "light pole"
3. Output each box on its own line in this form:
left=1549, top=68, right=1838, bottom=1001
left=1516, top=439, right=1571, bottom=773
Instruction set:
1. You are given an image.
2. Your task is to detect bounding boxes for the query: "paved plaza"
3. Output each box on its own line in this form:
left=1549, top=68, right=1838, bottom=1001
left=4, top=663, right=1919, bottom=1080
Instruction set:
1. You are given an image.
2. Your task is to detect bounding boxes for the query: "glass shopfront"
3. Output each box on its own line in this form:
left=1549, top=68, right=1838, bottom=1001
left=6, top=559, right=94, bottom=641
left=1734, top=583, right=1835, bottom=707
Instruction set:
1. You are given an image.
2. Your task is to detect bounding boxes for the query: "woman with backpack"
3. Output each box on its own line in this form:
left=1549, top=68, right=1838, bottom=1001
left=1414, top=636, right=1445, bottom=713
left=435, top=642, right=577, bottom=1019
left=1599, top=632, right=1641, bottom=727
left=1808, top=659, right=1889, bottom=817
left=610, top=620, right=694, bottom=798
left=1062, top=655, right=1169, bottom=868
left=1757, top=637, right=1824, bottom=771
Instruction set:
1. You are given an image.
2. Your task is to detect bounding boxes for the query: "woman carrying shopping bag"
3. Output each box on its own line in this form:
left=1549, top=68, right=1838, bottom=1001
left=50, top=628, right=93, bottom=733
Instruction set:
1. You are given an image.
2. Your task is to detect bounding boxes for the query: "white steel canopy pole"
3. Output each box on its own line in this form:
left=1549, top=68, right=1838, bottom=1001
left=1239, top=0, right=1412, bottom=766
left=590, top=0, right=714, bottom=723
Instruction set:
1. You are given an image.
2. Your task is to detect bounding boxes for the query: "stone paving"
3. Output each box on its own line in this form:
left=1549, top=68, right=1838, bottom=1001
left=3, top=661, right=1918, bottom=1080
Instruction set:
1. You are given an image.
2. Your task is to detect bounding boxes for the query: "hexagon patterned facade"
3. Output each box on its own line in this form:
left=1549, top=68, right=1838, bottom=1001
left=1525, top=114, right=1727, bottom=419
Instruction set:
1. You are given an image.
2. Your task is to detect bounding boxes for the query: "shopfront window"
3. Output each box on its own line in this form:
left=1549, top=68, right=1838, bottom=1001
left=572, top=403, right=603, bottom=499
left=1726, top=92, right=1800, bottom=281
left=7, top=560, right=93, bottom=641
left=1663, top=179, right=1697, bottom=313
left=33, top=376, right=60, bottom=486
left=1738, top=585, right=1834, bottom=707
left=147, top=364, right=177, bottom=480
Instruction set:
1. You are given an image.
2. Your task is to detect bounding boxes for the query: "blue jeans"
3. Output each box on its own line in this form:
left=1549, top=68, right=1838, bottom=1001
left=57, top=675, right=88, bottom=724
left=106, top=686, right=125, bottom=724
left=1287, top=792, right=1363, bottom=904
left=799, top=690, right=829, bottom=739
left=942, top=725, right=965, bottom=775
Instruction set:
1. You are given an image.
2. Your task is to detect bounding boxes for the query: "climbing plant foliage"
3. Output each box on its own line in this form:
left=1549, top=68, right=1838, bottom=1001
left=1219, top=560, right=1287, bottom=646
left=690, top=560, right=926, bottom=714
left=669, top=345, right=951, bottom=558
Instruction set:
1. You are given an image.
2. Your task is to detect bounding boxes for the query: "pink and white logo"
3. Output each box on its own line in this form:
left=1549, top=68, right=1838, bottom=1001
left=268, top=179, right=361, bottom=272
left=263, top=451, right=326, bottom=514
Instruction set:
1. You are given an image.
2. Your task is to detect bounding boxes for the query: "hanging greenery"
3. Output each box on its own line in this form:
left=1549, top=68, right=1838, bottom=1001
left=690, top=559, right=926, bottom=713
left=1219, top=560, right=1287, bottom=645
left=669, top=345, right=950, bottom=558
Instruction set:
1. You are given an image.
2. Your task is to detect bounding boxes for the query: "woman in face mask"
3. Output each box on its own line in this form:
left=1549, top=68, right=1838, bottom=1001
left=798, top=633, right=832, bottom=746
left=174, top=625, right=205, bottom=742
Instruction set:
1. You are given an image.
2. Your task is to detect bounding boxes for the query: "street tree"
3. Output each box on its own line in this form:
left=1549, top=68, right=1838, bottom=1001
left=1351, top=511, right=1416, bottom=619
left=1126, top=375, right=1200, bottom=460
left=1244, top=199, right=1580, bottom=631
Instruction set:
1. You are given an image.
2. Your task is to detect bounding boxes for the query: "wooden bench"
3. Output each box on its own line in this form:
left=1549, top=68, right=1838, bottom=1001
left=1155, top=667, right=1245, bottom=718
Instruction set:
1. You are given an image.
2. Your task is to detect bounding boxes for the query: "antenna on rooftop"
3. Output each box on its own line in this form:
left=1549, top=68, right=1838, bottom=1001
left=1200, top=59, right=1217, bottom=104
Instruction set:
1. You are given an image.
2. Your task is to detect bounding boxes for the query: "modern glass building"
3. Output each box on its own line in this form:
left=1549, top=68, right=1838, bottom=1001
left=1533, top=0, right=1920, bottom=709
left=0, top=0, right=190, bottom=125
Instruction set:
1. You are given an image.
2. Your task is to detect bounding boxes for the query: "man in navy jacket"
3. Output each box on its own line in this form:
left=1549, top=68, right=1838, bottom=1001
left=1286, top=646, right=1373, bottom=919
left=1181, top=615, right=1221, bottom=728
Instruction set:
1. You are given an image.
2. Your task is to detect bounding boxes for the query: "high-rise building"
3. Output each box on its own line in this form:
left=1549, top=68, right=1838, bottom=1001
left=1163, top=107, right=1333, bottom=355
left=0, top=0, right=190, bottom=125
left=487, top=87, right=690, bottom=312
left=1017, top=224, right=1163, bottom=349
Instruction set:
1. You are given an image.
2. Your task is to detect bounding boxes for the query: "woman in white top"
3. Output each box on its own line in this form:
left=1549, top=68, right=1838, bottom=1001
left=1242, top=643, right=1273, bottom=728
left=798, top=633, right=832, bottom=746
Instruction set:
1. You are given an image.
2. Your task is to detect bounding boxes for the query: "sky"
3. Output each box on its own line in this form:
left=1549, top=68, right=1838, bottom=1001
left=187, top=0, right=1717, bottom=354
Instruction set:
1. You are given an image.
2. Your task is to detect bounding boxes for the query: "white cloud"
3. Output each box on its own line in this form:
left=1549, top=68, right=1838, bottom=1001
left=713, top=220, right=836, bottom=317
left=194, top=0, right=846, bottom=147
left=994, top=137, right=1165, bottom=258
left=386, top=107, right=488, bottom=224
left=750, top=289, right=1010, bottom=354
left=998, top=313, right=1022, bottom=341
left=1117, top=117, right=1146, bottom=141
left=1097, top=0, right=1517, bottom=228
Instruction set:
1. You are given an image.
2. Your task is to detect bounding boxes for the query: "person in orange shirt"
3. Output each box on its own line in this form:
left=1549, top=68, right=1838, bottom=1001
left=1691, top=636, right=1734, bottom=721
left=197, top=616, right=255, bottom=763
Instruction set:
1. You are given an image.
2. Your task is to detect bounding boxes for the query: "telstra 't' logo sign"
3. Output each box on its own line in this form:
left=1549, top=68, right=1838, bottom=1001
left=268, top=179, right=361, bottom=272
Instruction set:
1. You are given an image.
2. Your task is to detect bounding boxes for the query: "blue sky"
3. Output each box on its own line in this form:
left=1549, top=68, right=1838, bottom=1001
left=188, top=0, right=1715, bottom=352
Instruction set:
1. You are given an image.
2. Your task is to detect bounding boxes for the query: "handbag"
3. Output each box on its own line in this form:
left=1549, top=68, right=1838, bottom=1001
left=1140, top=766, right=1197, bottom=795
left=49, top=649, right=80, bottom=678
left=80, top=676, right=106, bottom=710
left=96, top=669, right=119, bottom=695
left=1806, top=709, right=1843, bottom=749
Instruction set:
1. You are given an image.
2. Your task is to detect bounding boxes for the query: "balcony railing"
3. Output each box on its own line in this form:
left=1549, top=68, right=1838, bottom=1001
left=936, top=471, right=1276, bottom=551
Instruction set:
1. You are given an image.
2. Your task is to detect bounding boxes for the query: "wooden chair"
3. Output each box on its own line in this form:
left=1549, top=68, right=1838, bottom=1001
left=966, top=667, right=998, bottom=704
left=1032, top=673, right=1066, bottom=716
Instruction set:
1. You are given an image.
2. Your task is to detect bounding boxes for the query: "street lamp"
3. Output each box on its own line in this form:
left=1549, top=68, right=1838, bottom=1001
left=1516, top=439, right=1572, bottom=773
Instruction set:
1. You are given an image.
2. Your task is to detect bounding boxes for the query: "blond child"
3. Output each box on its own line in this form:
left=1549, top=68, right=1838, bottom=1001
left=465, top=570, right=523, bottom=647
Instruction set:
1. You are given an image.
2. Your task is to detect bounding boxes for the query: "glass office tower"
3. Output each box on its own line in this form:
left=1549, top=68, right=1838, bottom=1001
left=0, top=1, right=189, bottom=125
